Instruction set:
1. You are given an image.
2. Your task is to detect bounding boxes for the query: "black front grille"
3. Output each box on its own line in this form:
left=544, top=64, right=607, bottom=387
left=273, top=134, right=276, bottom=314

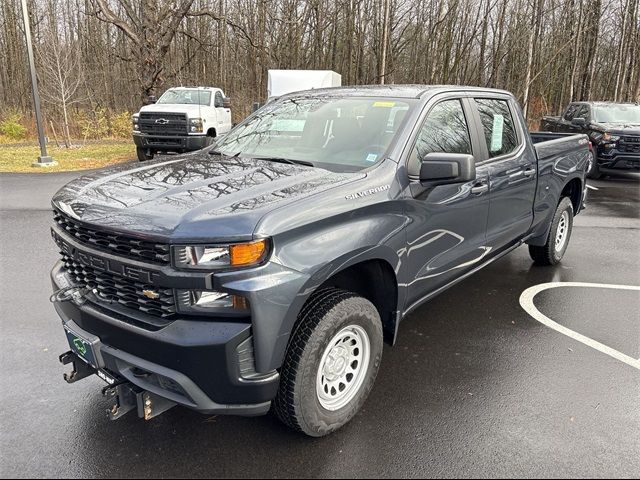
left=620, top=136, right=640, bottom=153
left=53, top=210, right=170, bottom=265
left=61, top=253, right=177, bottom=319
left=139, top=112, right=188, bottom=136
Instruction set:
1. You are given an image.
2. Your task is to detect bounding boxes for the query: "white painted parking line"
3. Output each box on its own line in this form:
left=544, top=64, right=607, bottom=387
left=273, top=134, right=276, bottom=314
left=520, top=282, right=640, bottom=371
left=585, top=184, right=599, bottom=191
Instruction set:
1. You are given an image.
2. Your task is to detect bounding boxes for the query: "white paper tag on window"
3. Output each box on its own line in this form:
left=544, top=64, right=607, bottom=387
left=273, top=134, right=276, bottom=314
left=491, top=114, right=504, bottom=152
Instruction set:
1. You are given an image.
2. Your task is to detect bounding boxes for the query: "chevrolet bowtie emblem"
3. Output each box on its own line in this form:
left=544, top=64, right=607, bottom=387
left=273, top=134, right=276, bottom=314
left=142, top=289, right=160, bottom=299
left=155, top=118, right=169, bottom=124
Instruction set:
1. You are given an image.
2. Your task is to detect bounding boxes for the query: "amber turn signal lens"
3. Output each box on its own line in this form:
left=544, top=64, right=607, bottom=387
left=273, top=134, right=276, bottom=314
left=229, top=239, right=267, bottom=266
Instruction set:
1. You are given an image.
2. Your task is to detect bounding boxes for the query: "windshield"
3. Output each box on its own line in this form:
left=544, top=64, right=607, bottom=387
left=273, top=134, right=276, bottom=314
left=593, top=104, right=640, bottom=124
left=213, top=96, right=415, bottom=170
left=157, top=89, right=211, bottom=106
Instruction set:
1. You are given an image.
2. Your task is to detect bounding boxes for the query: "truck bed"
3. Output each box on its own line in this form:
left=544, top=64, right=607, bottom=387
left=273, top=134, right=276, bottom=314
left=530, top=131, right=590, bottom=161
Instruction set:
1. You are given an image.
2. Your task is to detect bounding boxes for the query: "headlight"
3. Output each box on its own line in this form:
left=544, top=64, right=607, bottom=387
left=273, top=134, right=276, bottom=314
left=132, top=114, right=139, bottom=131
left=190, top=118, right=203, bottom=133
left=602, top=132, right=620, bottom=142
left=173, top=239, right=268, bottom=270
left=176, top=290, right=250, bottom=314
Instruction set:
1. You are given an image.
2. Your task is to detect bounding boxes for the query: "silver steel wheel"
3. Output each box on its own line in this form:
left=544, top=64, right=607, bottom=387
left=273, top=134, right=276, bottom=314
left=555, top=211, right=569, bottom=252
left=316, top=325, right=370, bottom=411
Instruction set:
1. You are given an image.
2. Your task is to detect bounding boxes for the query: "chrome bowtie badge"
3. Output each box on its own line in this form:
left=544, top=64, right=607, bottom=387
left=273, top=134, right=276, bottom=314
left=142, top=289, right=160, bottom=299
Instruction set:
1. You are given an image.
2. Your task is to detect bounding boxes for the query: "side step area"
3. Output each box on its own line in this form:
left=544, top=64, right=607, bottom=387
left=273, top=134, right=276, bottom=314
left=59, top=350, right=176, bottom=421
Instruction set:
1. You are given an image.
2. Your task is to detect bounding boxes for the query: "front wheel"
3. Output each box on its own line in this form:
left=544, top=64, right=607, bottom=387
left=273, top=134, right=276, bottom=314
left=587, top=151, right=602, bottom=179
left=136, top=147, right=153, bottom=162
left=274, top=288, right=383, bottom=437
left=529, top=197, right=574, bottom=266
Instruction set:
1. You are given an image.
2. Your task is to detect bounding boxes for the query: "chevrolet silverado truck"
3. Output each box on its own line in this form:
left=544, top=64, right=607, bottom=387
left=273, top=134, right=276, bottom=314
left=51, top=86, right=590, bottom=437
left=132, top=86, right=232, bottom=162
left=540, top=101, right=640, bottom=178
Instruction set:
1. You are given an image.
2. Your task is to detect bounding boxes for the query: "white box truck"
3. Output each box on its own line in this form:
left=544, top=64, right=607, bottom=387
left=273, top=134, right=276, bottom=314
left=267, top=70, right=342, bottom=101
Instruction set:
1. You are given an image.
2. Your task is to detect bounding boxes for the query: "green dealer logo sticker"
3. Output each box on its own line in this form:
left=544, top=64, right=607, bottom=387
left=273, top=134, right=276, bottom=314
left=73, top=338, right=87, bottom=356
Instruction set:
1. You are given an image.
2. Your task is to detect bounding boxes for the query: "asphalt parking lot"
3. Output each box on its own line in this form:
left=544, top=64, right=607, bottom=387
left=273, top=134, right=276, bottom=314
left=1, top=168, right=638, bottom=478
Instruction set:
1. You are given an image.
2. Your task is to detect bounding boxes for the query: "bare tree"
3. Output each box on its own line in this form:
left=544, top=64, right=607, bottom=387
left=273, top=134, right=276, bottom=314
left=88, top=0, right=196, bottom=102
left=36, top=16, right=84, bottom=147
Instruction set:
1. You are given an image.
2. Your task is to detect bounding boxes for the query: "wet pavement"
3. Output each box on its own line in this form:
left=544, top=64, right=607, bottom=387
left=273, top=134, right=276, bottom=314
left=1, top=169, right=638, bottom=478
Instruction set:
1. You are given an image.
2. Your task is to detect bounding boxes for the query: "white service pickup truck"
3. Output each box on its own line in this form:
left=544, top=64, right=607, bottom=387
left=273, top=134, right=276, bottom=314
left=132, top=87, right=232, bottom=161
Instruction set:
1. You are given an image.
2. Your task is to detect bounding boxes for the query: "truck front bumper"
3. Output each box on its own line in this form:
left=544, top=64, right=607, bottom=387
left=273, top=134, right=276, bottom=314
left=133, top=132, right=209, bottom=153
left=595, top=147, right=640, bottom=172
left=51, top=263, right=279, bottom=417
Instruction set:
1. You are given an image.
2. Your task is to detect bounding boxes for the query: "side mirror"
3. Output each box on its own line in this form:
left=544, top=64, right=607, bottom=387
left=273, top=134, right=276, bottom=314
left=147, top=95, right=157, bottom=105
left=419, top=153, right=476, bottom=185
left=222, top=97, right=231, bottom=109
left=571, top=117, right=586, bottom=127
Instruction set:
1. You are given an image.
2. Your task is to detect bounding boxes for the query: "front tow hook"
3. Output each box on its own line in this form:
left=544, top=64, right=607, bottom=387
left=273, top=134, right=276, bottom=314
left=59, top=351, right=95, bottom=384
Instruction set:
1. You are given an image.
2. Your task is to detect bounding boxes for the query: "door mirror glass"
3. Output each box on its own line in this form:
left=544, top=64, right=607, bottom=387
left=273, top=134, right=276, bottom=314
left=419, top=153, right=476, bottom=185
left=222, top=97, right=231, bottom=109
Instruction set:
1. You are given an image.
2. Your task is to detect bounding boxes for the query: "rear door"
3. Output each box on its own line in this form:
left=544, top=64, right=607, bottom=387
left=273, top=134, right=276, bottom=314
left=470, top=97, right=537, bottom=250
left=402, top=96, right=491, bottom=309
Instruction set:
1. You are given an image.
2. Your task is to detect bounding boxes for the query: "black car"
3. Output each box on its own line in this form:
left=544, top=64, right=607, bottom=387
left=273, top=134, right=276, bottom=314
left=541, top=101, right=640, bottom=178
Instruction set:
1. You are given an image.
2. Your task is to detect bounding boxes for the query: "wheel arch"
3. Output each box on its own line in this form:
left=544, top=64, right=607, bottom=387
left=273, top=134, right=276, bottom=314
left=316, top=258, right=400, bottom=345
left=527, top=174, right=583, bottom=247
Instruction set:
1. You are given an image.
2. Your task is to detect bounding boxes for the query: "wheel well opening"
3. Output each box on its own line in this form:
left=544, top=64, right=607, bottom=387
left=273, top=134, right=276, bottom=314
left=561, top=178, right=582, bottom=212
left=207, top=128, right=217, bottom=137
left=320, top=260, right=398, bottom=344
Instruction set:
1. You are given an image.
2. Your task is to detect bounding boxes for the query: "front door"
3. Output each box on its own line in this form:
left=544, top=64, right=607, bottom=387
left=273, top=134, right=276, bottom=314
left=214, top=91, right=232, bottom=133
left=403, top=98, right=491, bottom=310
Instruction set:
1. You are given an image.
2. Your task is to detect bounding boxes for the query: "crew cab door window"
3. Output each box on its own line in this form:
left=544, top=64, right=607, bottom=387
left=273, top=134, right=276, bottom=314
left=575, top=104, right=590, bottom=122
left=475, top=99, right=519, bottom=158
left=408, top=99, right=472, bottom=176
left=563, top=104, right=579, bottom=121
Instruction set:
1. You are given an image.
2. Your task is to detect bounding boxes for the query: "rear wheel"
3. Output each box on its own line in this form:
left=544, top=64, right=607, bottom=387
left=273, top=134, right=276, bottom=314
left=529, top=197, right=574, bottom=266
left=136, top=147, right=153, bottom=162
left=274, top=288, right=383, bottom=437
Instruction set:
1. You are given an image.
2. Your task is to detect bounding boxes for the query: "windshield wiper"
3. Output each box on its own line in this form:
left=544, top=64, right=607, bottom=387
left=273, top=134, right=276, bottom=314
left=252, top=157, right=314, bottom=167
left=209, top=150, right=241, bottom=158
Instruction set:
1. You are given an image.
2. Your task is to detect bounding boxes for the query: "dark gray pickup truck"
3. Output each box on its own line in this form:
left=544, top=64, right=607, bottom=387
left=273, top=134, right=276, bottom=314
left=50, top=86, right=590, bottom=436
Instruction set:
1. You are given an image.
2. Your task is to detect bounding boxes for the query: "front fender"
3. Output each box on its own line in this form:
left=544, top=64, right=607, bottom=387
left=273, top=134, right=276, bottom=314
left=219, top=205, right=407, bottom=373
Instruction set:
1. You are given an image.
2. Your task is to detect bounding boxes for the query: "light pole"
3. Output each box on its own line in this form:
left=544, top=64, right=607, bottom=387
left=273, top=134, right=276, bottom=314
left=20, top=0, right=56, bottom=167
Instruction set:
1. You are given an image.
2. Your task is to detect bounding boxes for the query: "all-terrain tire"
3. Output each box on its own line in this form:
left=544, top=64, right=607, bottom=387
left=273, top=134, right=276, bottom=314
left=529, top=197, right=574, bottom=266
left=273, top=288, right=383, bottom=437
left=587, top=150, right=602, bottom=179
left=136, top=147, right=153, bottom=162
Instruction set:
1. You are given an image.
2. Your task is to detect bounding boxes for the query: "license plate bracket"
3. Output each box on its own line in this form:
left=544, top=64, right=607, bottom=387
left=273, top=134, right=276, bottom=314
left=64, top=324, right=101, bottom=370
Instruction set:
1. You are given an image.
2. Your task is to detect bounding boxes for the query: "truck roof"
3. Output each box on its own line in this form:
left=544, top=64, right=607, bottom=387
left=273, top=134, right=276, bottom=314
left=575, top=101, right=639, bottom=106
left=276, top=84, right=513, bottom=99
left=166, top=86, right=220, bottom=90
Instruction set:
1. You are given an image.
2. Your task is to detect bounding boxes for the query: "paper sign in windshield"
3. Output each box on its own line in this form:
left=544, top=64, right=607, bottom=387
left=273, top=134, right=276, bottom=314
left=491, top=114, right=504, bottom=152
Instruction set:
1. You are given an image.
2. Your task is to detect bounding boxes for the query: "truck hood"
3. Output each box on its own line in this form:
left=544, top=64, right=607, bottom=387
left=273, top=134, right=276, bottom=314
left=593, top=122, right=640, bottom=136
left=139, top=103, right=209, bottom=118
left=52, top=152, right=360, bottom=241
